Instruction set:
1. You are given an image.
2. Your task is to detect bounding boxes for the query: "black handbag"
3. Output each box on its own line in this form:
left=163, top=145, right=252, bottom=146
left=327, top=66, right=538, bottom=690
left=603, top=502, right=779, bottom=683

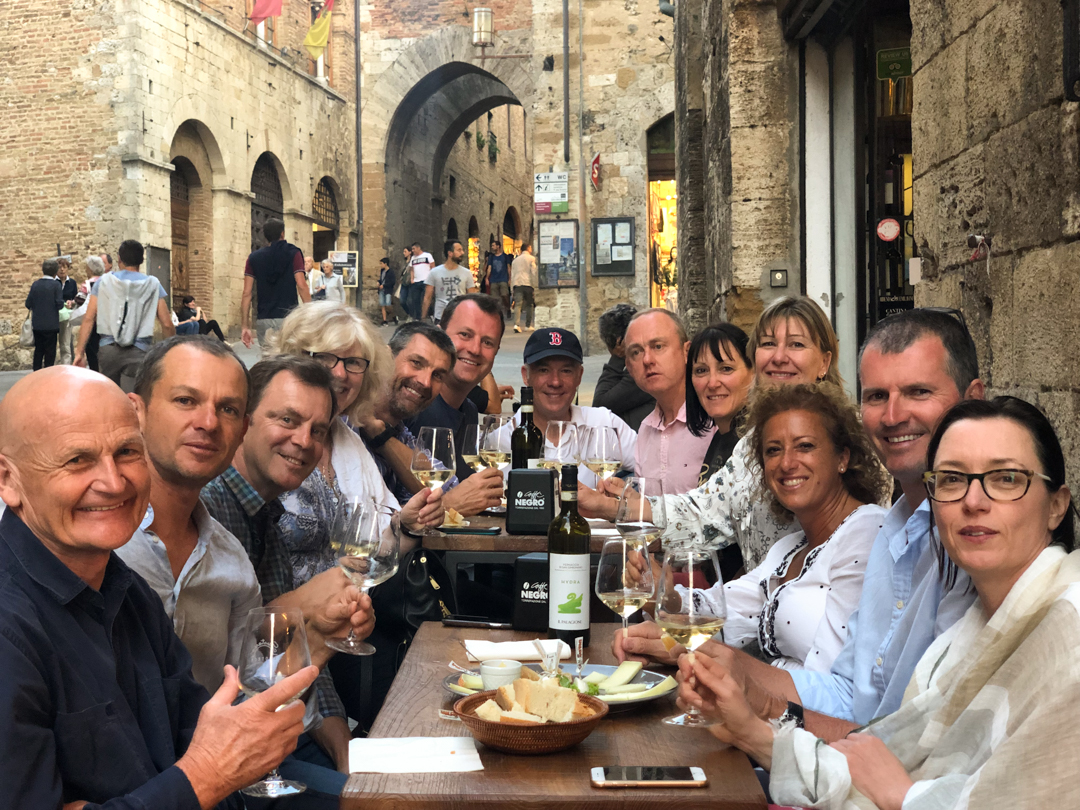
left=370, top=546, right=457, bottom=642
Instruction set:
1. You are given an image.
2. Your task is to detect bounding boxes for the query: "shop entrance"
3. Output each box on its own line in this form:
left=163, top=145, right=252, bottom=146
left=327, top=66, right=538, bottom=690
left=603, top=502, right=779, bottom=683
left=646, top=114, right=677, bottom=309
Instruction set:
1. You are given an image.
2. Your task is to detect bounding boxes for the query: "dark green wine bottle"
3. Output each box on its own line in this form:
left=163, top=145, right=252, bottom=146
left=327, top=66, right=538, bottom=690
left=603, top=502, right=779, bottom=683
left=548, top=465, right=591, bottom=648
left=511, top=386, right=544, bottom=469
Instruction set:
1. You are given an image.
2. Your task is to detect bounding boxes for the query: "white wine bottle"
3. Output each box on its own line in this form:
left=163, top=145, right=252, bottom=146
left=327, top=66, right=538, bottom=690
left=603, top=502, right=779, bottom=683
left=547, top=465, right=590, bottom=647
left=511, top=387, right=543, bottom=469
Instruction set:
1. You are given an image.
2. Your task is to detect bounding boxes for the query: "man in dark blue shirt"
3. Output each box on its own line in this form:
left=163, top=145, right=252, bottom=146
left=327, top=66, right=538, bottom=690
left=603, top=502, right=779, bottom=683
left=482, top=241, right=512, bottom=318
left=0, top=366, right=317, bottom=809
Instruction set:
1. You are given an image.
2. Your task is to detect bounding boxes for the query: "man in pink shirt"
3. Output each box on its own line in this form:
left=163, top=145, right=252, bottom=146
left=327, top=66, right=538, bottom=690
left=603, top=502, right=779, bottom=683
left=624, top=309, right=716, bottom=494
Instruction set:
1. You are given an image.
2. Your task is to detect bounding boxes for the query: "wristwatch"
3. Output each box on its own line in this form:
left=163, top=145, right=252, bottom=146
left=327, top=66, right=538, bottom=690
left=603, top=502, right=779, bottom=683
left=778, top=701, right=805, bottom=729
left=365, top=424, right=397, bottom=450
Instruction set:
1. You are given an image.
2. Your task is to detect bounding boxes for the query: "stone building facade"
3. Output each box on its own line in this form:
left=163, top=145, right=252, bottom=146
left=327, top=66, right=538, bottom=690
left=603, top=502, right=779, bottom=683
left=0, top=0, right=363, bottom=368
left=673, top=0, right=1079, bottom=468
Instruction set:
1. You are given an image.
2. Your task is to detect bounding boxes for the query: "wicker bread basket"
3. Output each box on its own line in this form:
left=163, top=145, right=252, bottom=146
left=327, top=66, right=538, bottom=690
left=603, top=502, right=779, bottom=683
left=454, top=690, right=609, bottom=754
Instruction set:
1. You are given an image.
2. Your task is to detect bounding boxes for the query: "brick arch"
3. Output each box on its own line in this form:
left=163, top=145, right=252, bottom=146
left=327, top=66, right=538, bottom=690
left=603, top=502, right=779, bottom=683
left=169, top=122, right=217, bottom=316
left=161, top=108, right=228, bottom=186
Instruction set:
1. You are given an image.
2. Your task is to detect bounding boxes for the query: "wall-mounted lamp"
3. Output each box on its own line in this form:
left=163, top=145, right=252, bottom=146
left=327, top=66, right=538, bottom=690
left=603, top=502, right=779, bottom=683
left=472, top=8, right=494, bottom=47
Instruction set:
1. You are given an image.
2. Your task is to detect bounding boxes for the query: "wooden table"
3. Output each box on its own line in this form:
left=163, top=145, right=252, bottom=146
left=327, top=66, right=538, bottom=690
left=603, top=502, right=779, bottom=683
left=341, top=623, right=768, bottom=810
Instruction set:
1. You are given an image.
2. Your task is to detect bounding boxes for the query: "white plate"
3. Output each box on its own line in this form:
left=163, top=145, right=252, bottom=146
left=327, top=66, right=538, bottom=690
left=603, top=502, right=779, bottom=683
left=442, top=663, right=675, bottom=711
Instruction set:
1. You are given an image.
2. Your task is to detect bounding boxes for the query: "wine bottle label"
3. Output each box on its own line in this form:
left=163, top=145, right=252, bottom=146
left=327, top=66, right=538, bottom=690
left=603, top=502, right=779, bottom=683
left=548, top=553, right=590, bottom=631
left=561, top=491, right=577, bottom=501
left=520, top=405, right=533, bottom=412
left=527, top=458, right=540, bottom=469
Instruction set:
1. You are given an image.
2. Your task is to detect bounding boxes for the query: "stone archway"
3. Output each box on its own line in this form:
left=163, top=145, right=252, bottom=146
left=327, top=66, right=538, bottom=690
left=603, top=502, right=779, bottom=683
left=361, top=26, right=535, bottom=290
left=250, top=153, right=284, bottom=252
left=169, top=120, right=217, bottom=316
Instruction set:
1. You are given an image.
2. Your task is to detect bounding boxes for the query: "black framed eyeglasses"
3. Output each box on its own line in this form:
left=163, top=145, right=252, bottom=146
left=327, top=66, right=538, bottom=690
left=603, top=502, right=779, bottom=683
left=308, top=351, right=370, bottom=375
left=922, top=468, right=1053, bottom=503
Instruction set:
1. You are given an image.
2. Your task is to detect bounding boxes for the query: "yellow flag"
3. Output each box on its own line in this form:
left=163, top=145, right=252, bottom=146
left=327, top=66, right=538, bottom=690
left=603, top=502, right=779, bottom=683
left=304, top=0, right=335, bottom=60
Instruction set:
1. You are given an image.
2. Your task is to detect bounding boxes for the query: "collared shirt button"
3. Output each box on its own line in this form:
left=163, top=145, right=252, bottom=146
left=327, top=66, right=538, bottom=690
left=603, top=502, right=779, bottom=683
left=896, top=600, right=904, bottom=609
left=875, top=656, right=883, bottom=667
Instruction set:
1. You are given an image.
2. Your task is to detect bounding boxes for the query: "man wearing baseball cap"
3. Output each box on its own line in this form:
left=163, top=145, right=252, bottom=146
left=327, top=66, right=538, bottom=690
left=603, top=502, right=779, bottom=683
left=496, top=327, right=637, bottom=488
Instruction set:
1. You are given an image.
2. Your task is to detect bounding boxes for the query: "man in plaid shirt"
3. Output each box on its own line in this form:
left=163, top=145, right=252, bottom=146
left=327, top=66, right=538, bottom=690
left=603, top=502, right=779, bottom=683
left=202, top=355, right=366, bottom=777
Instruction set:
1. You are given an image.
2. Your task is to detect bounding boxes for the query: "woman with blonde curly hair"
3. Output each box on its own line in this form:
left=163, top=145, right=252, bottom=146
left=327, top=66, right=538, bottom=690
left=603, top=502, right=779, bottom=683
left=271, top=301, right=444, bottom=585
left=696, top=382, right=889, bottom=672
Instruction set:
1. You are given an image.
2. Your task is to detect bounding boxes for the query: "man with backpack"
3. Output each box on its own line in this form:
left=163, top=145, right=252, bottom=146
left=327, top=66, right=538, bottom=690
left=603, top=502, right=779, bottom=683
left=74, top=239, right=174, bottom=391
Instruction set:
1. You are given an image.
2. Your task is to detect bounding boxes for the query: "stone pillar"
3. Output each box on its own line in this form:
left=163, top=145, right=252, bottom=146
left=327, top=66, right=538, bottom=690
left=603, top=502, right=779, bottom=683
left=674, top=0, right=708, bottom=335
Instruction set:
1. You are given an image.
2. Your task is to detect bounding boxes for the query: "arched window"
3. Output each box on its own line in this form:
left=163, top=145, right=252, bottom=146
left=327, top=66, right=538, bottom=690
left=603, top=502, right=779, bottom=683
left=251, top=153, right=284, bottom=251
left=447, top=218, right=459, bottom=240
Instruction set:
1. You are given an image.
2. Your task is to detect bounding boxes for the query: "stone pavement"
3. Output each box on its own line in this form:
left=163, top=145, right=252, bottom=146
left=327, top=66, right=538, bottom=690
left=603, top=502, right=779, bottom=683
left=0, top=321, right=610, bottom=407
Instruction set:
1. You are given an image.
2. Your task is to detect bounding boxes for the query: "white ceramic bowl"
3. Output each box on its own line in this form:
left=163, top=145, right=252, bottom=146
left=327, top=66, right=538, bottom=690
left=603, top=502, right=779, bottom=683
left=480, top=658, right=523, bottom=690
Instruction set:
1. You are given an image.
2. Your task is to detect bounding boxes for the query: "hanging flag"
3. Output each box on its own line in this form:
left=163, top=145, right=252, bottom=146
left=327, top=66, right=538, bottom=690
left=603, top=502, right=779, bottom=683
left=304, top=0, right=335, bottom=60
left=249, top=0, right=282, bottom=26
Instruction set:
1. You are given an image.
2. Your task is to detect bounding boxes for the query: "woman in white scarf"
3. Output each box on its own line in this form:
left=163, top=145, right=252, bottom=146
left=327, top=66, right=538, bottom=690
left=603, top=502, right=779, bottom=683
left=271, top=301, right=444, bottom=584
left=678, top=396, right=1080, bottom=810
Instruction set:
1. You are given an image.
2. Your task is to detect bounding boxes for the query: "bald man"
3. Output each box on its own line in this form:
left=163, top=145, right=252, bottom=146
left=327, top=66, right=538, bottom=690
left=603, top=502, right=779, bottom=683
left=0, top=367, right=317, bottom=809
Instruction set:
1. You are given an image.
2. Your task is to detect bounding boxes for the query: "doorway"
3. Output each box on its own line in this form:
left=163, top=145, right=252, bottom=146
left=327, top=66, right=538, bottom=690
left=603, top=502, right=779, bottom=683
left=646, top=114, right=677, bottom=309
left=312, top=177, right=340, bottom=261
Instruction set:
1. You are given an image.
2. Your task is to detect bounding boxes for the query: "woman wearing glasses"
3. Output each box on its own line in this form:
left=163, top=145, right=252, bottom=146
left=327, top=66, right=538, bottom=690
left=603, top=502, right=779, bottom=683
left=271, top=301, right=443, bottom=585
left=680, top=396, right=1080, bottom=810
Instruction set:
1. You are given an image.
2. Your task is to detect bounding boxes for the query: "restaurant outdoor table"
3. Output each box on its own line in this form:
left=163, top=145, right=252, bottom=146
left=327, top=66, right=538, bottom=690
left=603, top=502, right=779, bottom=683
left=341, top=622, right=768, bottom=810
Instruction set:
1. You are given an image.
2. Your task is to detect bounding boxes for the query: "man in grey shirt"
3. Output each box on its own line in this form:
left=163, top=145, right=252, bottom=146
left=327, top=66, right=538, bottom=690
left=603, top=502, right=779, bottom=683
left=116, top=335, right=373, bottom=788
left=422, top=239, right=477, bottom=321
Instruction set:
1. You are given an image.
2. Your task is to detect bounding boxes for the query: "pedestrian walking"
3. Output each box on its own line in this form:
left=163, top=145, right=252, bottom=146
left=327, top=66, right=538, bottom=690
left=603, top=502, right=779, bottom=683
left=24, top=258, right=65, bottom=370
left=511, top=243, right=537, bottom=332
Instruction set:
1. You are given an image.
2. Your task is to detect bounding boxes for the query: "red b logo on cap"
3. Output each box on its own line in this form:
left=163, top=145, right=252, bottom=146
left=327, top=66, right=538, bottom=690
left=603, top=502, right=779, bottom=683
left=549, top=332, right=562, bottom=346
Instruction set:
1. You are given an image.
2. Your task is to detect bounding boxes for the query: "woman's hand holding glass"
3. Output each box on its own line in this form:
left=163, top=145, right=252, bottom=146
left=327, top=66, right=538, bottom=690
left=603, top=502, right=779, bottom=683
left=595, top=538, right=655, bottom=634
left=615, top=477, right=666, bottom=549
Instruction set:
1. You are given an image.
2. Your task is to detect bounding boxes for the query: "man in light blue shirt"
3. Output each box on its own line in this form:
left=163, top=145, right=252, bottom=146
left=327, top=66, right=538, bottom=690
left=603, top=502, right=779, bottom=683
left=617, top=308, right=984, bottom=739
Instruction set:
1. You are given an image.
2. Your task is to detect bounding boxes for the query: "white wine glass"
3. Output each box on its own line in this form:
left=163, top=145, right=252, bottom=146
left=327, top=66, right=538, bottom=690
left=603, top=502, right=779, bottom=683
left=595, top=538, right=655, bottom=633
left=655, top=546, right=725, bottom=727
left=582, top=425, right=621, bottom=482
left=326, top=501, right=401, bottom=656
left=479, top=414, right=511, bottom=470
left=237, top=606, right=312, bottom=797
left=615, top=477, right=667, bottom=548
left=411, top=426, right=455, bottom=490
left=541, top=420, right=576, bottom=470
left=460, top=422, right=487, bottom=474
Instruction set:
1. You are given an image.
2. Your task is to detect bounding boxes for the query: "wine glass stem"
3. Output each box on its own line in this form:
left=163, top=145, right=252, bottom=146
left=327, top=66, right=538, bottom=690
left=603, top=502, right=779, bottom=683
left=621, top=615, right=629, bottom=634
left=267, top=767, right=283, bottom=782
left=345, top=585, right=371, bottom=644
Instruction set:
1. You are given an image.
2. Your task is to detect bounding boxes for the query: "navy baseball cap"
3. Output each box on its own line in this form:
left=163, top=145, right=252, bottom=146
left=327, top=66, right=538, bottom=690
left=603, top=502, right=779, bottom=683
left=524, top=327, right=584, bottom=364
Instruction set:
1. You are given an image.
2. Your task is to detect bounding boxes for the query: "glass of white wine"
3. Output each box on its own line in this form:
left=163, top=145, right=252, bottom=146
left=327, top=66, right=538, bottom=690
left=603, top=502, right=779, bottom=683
left=479, top=414, right=511, bottom=470
left=460, top=422, right=487, bottom=474
left=411, top=426, right=456, bottom=490
left=237, top=606, right=312, bottom=797
left=540, top=420, right=576, bottom=470
left=582, top=425, right=621, bottom=482
left=655, top=545, right=725, bottom=727
left=595, top=538, right=655, bottom=633
left=326, top=501, right=401, bottom=656
left=614, top=477, right=667, bottom=548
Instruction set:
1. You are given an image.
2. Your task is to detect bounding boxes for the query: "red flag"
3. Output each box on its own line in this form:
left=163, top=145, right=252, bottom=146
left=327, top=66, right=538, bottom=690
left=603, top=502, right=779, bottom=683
left=250, top=0, right=282, bottom=26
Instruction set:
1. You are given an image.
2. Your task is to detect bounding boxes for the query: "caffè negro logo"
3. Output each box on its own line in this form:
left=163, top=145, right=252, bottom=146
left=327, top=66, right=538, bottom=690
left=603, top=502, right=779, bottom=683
left=515, top=489, right=546, bottom=508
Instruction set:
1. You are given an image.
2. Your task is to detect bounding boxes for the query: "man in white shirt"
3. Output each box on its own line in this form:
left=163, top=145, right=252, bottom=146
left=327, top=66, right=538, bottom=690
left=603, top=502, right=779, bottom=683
left=116, top=335, right=374, bottom=786
left=497, top=327, right=636, bottom=488
left=510, top=243, right=537, bottom=333
left=408, top=241, right=435, bottom=320
left=423, top=239, right=477, bottom=321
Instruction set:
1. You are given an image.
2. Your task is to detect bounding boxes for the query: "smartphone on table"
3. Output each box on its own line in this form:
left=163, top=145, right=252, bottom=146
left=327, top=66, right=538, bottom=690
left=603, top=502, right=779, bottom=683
left=590, top=766, right=708, bottom=788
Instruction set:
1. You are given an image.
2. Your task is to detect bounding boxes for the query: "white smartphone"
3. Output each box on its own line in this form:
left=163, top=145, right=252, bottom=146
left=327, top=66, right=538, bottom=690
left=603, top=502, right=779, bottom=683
left=590, top=766, right=708, bottom=788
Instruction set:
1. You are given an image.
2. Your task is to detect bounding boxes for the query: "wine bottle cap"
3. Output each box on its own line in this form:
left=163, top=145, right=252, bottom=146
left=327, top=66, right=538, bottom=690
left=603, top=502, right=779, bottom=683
left=561, top=464, right=578, bottom=490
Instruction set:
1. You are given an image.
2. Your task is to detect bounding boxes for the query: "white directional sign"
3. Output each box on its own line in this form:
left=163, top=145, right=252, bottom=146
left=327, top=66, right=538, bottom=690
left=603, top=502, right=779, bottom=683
left=534, top=172, right=569, bottom=213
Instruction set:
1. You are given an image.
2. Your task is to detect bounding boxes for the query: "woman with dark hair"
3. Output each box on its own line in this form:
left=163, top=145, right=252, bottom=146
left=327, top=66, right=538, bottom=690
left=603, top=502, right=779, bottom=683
left=175, top=295, right=226, bottom=341
left=686, top=323, right=754, bottom=486
left=680, top=396, right=1080, bottom=810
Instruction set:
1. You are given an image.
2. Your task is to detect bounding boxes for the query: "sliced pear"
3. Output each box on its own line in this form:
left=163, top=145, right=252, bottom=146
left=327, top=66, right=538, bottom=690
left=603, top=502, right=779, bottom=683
left=460, top=673, right=484, bottom=690
left=597, top=660, right=642, bottom=689
left=448, top=683, right=478, bottom=696
left=600, top=683, right=649, bottom=694
left=599, top=675, right=677, bottom=702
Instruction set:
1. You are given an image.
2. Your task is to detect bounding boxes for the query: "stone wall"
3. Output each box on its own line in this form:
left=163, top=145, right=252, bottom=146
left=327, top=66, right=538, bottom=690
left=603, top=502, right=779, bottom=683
left=678, top=0, right=800, bottom=338
left=0, top=0, right=359, bottom=366
left=909, top=0, right=1080, bottom=480
left=530, top=0, right=676, bottom=352
left=439, top=104, right=533, bottom=263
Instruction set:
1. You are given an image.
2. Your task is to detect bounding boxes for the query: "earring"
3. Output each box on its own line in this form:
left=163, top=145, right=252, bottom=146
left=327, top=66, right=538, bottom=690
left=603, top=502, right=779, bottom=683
left=839, top=465, right=846, bottom=473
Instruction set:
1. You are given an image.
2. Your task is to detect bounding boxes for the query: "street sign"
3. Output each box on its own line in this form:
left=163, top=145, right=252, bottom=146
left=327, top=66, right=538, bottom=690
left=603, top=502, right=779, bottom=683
left=877, top=218, right=901, bottom=242
left=876, top=48, right=912, bottom=81
left=535, top=172, right=569, bottom=214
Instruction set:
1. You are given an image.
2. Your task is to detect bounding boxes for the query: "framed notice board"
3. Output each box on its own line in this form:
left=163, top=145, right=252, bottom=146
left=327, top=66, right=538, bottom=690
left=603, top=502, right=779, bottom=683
left=330, top=251, right=359, bottom=287
left=538, top=219, right=580, bottom=288
left=591, top=217, right=635, bottom=277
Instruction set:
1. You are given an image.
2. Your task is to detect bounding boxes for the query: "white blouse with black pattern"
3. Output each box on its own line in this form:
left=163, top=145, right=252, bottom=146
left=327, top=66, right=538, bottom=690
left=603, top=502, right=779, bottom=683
left=689, top=503, right=886, bottom=673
